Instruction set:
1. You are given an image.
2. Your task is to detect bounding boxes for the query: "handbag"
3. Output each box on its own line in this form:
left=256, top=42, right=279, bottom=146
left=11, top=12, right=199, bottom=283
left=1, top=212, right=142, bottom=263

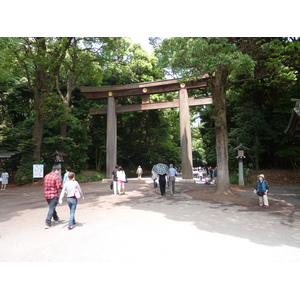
left=110, top=181, right=113, bottom=190
left=125, top=176, right=128, bottom=183
left=74, top=187, right=81, bottom=199
left=257, top=190, right=264, bottom=196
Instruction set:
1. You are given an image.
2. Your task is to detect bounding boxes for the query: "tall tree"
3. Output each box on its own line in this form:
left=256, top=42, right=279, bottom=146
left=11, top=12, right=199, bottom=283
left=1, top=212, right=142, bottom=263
left=228, top=37, right=300, bottom=170
left=155, top=37, right=254, bottom=194
left=1, top=37, right=73, bottom=162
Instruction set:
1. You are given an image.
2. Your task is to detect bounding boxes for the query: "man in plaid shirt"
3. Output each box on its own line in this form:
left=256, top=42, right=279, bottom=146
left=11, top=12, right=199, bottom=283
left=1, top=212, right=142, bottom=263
left=44, top=165, right=63, bottom=229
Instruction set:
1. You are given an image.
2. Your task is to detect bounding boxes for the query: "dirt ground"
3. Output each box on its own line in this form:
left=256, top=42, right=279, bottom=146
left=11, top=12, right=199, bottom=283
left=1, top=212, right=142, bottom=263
left=6, top=168, right=300, bottom=210
left=185, top=168, right=300, bottom=209
left=187, top=183, right=300, bottom=212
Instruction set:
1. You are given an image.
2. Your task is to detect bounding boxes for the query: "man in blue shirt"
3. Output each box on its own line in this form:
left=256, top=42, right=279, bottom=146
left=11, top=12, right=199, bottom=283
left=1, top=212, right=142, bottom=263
left=168, top=164, right=177, bottom=195
left=212, top=167, right=217, bottom=184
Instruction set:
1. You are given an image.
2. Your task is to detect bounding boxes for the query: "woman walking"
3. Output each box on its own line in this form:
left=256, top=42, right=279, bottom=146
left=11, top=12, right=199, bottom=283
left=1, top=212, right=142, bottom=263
left=59, top=172, right=84, bottom=230
left=117, top=166, right=127, bottom=195
left=254, top=174, right=269, bottom=208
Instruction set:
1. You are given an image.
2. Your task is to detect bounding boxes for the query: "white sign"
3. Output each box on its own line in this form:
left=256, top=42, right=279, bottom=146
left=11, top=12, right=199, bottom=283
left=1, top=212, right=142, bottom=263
left=33, top=164, right=44, bottom=178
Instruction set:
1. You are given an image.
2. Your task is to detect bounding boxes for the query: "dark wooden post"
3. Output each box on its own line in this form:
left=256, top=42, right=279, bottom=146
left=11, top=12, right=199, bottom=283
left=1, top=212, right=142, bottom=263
left=80, top=77, right=211, bottom=181
left=106, top=96, right=117, bottom=179
left=179, top=87, right=193, bottom=180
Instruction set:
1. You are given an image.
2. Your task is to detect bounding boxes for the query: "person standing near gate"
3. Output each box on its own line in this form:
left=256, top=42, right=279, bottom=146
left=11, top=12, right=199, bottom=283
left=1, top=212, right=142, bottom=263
left=212, top=167, right=217, bottom=184
left=43, top=165, right=63, bottom=229
left=111, top=165, right=119, bottom=195
left=117, top=166, right=127, bottom=195
left=168, top=164, right=177, bottom=195
left=136, top=165, right=143, bottom=179
left=1, top=170, right=9, bottom=191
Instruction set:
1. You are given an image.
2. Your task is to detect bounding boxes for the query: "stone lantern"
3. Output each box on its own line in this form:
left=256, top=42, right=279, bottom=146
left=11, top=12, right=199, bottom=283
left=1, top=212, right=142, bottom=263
left=52, top=150, right=67, bottom=163
left=233, top=144, right=250, bottom=186
left=52, top=150, right=67, bottom=179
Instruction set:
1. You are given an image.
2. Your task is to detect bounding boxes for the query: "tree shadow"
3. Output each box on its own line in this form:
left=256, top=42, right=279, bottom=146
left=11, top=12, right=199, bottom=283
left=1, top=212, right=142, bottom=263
left=113, top=181, right=300, bottom=249
left=0, top=181, right=116, bottom=223
left=2, top=180, right=300, bottom=251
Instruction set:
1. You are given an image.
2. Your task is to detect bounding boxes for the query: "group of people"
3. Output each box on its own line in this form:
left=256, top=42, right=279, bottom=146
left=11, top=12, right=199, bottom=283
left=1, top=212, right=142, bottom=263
left=111, top=165, right=127, bottom=195
left=151, top=164, right=177, bottom=196
left=43, top=165, right=84, bottom=230
left=111, top=164, right=178, bottom=197
left=197, top=166, right=217, bottom=184
left=0, top=170, right=9, bottom=191
left=42, top=163, right=270, bottom=230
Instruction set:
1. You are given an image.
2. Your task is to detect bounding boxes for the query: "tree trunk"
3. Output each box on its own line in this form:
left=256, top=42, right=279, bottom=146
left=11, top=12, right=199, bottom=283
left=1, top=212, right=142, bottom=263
left=210, top=69, right=232, bottom=195
left=32, top=88, right=45, bottom=163
left=59, top=74, right=75, bottom=137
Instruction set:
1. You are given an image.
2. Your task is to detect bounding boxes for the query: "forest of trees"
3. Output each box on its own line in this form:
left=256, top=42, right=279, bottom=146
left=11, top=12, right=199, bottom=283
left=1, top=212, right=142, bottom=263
left=0, top=37, right=300, bottom=186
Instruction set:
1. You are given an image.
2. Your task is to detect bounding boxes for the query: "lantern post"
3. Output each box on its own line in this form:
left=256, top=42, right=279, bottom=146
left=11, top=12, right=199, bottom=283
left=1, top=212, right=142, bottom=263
left=233, top=144, right=250, bottom=186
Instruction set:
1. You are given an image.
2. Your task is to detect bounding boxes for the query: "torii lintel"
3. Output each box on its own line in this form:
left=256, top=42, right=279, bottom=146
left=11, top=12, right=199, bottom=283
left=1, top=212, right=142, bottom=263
left=80, top=76, right=209, bottom=100
left=80, top=76, right=211, bottom=180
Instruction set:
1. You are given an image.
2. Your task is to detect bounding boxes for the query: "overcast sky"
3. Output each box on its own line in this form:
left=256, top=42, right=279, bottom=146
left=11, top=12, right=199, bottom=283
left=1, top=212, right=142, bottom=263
left=130, top=37, right=154, bottom=54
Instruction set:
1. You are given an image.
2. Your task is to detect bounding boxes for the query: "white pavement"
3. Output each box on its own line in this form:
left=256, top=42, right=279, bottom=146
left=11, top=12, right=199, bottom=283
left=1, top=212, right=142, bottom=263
left=1, top=178, right=300, bottom=299
left=1, top=178, right=300, bottom=262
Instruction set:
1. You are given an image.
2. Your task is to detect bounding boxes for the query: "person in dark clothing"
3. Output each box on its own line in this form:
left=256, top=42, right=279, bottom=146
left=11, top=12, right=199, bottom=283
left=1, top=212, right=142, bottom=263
left=111, top=165, right=119, bottom=195
left=158, top=173, right=167, bottom=196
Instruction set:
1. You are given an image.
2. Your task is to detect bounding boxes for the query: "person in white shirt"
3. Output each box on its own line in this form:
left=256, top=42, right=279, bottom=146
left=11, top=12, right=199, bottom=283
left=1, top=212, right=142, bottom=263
left=136, top=165, right=143, bottom=179
left=59, top=172, right=84, bottom=230
left=117, top=166, right=127, bottom=195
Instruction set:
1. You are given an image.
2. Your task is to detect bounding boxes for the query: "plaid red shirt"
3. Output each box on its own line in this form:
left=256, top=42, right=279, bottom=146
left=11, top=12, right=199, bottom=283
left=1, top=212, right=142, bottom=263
left=44, top=172, right=62, bottom=199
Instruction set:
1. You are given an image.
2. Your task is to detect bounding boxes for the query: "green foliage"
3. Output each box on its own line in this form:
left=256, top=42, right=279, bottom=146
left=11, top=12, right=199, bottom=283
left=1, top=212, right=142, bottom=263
left=229, top=173, right=239, bottom=184
left=2, top=36, right=300, bottom=182
left=155, top=37, right=255, bottom=79
left=75, top=171, right=106, bottom=183
left=14, top=139, right=35, bottom=185
left=14, top=157, right=34, bottom=185
left=42, top=124, right=92, bottom=174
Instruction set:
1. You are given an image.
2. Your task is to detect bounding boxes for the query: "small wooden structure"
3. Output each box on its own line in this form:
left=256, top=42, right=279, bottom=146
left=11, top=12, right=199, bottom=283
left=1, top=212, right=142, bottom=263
left=80, top=76, right=212, bottom=179
left=0, top=152, right=15, bottom=160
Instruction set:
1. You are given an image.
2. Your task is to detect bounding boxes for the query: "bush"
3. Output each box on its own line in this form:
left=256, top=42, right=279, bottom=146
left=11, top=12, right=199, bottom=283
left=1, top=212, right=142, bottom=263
left=14, top=160, right=34, bottom=185
left=229, top=173, right=239, bottom=184
left=75, top=170, right=105, bottom=183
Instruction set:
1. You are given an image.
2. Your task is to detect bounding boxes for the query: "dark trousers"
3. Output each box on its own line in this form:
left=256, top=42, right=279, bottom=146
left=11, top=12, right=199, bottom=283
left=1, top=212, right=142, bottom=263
left=45, top=197, right=59, bottom=224
left=159, top=178, right=166, bottom=195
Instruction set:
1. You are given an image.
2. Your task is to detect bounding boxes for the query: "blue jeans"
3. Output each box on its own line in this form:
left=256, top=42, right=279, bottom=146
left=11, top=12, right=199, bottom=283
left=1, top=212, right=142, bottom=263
left=67, top=197, right=77, bottom=226
left=46, top=197, right=59, bottom=224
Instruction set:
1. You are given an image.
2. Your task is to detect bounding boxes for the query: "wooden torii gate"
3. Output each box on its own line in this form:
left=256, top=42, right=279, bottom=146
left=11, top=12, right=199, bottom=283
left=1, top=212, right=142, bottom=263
left=80, top=76, right=212, bottom=180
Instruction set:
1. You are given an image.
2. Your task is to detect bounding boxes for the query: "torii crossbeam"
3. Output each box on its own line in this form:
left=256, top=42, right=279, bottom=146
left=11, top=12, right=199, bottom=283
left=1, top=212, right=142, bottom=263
left=80, top=76, right=212, bottom=180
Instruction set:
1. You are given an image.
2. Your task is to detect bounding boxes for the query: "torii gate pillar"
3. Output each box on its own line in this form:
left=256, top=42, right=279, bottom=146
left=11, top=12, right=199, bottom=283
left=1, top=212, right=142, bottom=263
left=80, top=77, right=212, bottom=180
left=179, top=88, right=193, bottom=180
left=106, top=96, right=117, bottom=178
